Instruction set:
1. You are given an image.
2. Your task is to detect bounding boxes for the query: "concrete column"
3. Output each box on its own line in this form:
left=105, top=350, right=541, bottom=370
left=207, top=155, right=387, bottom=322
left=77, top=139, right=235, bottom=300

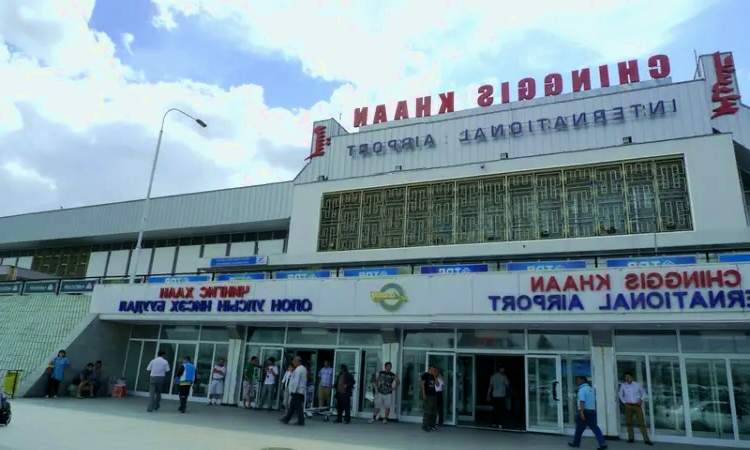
left=592, top=345, right=619, bottom=437
left=224, top=338, right=244, bottom=406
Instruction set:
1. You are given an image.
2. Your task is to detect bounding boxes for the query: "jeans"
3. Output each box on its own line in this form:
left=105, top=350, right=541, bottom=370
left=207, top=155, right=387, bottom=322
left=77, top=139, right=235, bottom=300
left=259, top=384, right=276, bottom=409
left=281, top=393, right=305, bottom=424
left=336, top=393, right=351, bottom=423
left=571, top=409, right=607, bottom=448
left=148, top=376, right=164, bottom=411
left=422, top=396, right=437, bottom=428
left=178, top=384, right=191, bottom=412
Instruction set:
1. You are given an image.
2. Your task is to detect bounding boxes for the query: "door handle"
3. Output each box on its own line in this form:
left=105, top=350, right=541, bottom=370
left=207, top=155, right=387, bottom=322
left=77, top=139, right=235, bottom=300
left=552, top=381, right=559, bottom=401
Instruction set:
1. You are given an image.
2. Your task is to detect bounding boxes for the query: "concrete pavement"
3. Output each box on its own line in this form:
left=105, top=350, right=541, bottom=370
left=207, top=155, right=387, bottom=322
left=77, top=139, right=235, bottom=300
left=0, top=397, right=723, bottom=450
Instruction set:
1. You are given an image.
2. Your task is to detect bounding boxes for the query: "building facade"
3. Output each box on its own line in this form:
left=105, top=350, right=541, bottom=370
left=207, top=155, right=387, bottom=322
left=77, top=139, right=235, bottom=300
left=2, top=51, right=750, bottom=447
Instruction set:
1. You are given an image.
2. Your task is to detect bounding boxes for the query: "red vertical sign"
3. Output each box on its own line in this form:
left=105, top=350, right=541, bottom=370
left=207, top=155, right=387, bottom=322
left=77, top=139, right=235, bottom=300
left=710, top=52, right=741, bottom=119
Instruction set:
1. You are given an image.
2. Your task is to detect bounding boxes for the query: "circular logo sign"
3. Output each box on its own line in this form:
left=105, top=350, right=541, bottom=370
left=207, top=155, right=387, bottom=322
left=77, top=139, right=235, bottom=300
left=370, top=283, right=408, bottom=313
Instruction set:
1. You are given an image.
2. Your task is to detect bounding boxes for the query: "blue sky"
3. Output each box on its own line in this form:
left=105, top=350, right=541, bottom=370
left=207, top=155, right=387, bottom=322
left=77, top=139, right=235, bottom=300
left=89, top=0, right=750, bottom=113
left=90, top=0, right=344, bottom=110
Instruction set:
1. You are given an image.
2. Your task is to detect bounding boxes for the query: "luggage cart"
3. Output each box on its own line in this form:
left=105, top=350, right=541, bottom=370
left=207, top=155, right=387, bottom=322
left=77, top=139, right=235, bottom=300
left=303, top=383, right=336, bottom=421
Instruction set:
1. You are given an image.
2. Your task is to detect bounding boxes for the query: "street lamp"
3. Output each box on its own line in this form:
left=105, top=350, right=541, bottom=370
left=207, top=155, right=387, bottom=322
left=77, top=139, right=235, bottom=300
left=129, top=108, right=208, bottom=284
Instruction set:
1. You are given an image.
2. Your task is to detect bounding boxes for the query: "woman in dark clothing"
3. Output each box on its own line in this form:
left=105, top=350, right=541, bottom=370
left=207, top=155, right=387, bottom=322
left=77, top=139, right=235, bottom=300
left=335, top=364, right=355, bottom=424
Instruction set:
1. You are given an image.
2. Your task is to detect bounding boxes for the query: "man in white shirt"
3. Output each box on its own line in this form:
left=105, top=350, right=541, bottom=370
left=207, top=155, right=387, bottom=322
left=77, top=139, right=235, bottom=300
left=279, top=356, right=308, bottom=425
left=487, top=366, right=510, bottom=429
left=619, top=372, right=654, bottom=445
left=258, top=357, right=279, bottom=410
left=145, top=351, right=170, bottom=412
left=208, top=358, right=226, bottom=405
left=317, top=360, right=334, bottom=408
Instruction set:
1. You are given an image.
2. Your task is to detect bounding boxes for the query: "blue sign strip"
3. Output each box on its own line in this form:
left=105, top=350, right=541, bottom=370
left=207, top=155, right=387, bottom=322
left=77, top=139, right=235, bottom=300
left=605, top=256, right=697, bottom=268
left=506, top=260, right=587, bottom=272
left=717, top=253, right=750, bottom=264
left=420, top=264, right=489, bottom=275
left=342, top=267, right=404, bottom=277
left=215, top=273, right=267, bottom=281
left=275, top=270, right=332, bottom=280
left=147, top=275, right=211, bottom=284
left=210, top=256, right=267, bottom=268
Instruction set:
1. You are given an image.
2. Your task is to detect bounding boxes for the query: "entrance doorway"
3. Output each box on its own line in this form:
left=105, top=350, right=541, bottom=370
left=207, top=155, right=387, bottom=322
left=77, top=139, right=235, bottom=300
left=456, top=354, right=526, bottom=431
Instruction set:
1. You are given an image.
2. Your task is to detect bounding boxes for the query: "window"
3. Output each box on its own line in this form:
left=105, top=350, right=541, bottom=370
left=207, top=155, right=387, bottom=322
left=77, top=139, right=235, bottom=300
left=317, top=157, right=691, bottom=252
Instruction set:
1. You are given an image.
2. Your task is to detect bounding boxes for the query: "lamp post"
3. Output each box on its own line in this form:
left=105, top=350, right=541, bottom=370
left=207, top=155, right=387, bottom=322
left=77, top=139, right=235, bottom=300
left=129, top=108, right=208, bottom=284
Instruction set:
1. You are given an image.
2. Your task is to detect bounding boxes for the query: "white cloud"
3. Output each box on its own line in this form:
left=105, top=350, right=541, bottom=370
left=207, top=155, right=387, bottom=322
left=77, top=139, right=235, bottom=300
left=0, top=0, right=722, bottom=217
left=122, top=32, right=134, bottom=54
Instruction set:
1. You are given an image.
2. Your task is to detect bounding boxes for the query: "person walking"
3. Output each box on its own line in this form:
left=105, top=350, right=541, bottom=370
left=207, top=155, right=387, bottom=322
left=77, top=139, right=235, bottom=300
left=569, top=376, right=607, bottom=450
left=317, top=360, right=334, bottom=408
left=173, top=356, right=196, bottom=413
left=281, top=363, right=294, bottom=411
left=334, top=364, right=355, bottom=424
left=279, top=356, right=308, bottom=426
left=258, top=357, right=279, bottom=410
left=435, top=369, right=445, bottom=426
left=370, top=362, right=399, bottom=423
left=619, top=372, right=654, bottom=445
left=208, top=358, right=226, bottom=405
left=421, top=364, right=438, bottom=432
left=45, top=350, right=70, bottom=398
left=487, top=366, right=510, bottom=429
left=242, top=356, right=259, bottom=409
left=146, top=351, right=170, bottom=412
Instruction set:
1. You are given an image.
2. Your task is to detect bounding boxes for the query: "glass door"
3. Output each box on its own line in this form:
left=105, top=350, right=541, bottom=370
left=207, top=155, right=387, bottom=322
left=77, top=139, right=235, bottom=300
left=456, top=354, right=475, bottom=422
left=334, top=349, right=361, bottom=415
left=427, top=352, right=456, bottom=425
left=258, top=347, right=284, bottom=409
left=526, top=355, right=564, bottom=434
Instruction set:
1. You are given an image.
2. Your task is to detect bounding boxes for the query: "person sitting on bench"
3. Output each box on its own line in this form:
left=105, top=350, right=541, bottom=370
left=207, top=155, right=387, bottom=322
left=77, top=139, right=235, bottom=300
left=90, top=361, right=103, bottom=397
left=76, top=363, right=95, bottom=399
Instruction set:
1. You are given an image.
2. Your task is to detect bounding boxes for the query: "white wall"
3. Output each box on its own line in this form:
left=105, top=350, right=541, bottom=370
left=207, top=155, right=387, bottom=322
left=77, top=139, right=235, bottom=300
left=105, top=250, right=131, bottom=276
left=151, top=247, right=176, bottom=275
left=229, top=241, right=255, bottom=257
left=17, top=256, right=33, bottom=269
left=257, top=239, right=284, bottom=255
left=1, top=257, right=17, bottom=266
left=127, top=248, right=153, bottom=276
left=85, top=251, right=108, bottom=278
left=284, top=133, right=747, bottom=266
left=174, top=245, right=202, bottom=274
left=203, top=243, right=227, bottom=259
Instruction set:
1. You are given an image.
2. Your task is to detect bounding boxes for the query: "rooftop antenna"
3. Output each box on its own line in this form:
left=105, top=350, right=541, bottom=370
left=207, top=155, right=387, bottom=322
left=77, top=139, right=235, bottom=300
left=693, top=49, right=703, bottom=79
left=339, top=113, right=342, bottom=121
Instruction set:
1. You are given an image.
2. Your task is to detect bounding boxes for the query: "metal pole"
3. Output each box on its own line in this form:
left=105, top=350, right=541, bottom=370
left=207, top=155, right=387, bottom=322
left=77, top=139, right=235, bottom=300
left=128, top=108, right=206, bottom=284
left=129, top=129, right=164, bottom=284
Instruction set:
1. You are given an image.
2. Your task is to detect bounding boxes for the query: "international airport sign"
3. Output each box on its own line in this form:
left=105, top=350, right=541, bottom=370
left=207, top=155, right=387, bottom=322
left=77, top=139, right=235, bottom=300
left=349, top=99, right=677, bottom=157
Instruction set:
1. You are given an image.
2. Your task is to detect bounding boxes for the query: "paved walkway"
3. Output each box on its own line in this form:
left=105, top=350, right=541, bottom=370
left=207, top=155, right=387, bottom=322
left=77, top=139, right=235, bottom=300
left=0, top=397, right=724, bottom=450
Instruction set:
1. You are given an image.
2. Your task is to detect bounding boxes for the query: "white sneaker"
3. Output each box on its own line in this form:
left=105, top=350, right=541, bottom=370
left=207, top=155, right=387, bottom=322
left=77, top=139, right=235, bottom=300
left=44, top=395, right=49, bottom=398
left=53, top=395, right=57, bottom=398
left=382, top=418, right=388, bottom=423
left=368, top=418, right=375, bottom=424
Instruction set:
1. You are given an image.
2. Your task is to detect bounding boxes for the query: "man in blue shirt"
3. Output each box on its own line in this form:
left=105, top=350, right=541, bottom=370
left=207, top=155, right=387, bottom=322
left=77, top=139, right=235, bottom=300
left=569, top=376, right=607, bottom=449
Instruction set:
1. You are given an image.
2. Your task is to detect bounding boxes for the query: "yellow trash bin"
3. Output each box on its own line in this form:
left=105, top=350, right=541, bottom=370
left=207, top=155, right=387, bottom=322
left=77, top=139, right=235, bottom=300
left=2, top=371, right=19, bottom=396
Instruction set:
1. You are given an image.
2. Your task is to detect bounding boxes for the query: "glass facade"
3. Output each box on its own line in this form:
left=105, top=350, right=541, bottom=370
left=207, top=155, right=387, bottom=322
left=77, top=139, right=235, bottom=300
left=318, top=156, right=692, bottom=252
left=614, top=329, right=750, bottom=444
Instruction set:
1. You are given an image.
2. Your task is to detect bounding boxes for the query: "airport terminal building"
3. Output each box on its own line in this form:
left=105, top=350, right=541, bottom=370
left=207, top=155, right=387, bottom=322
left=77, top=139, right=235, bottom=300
left=1, top=51, right=749, bottom=447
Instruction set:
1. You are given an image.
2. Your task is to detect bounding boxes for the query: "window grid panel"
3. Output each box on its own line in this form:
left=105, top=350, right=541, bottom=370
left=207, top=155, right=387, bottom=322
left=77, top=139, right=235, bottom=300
left=594, top=164, right=628, bottom=236
left=317, top=157, right=692, bottom=252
